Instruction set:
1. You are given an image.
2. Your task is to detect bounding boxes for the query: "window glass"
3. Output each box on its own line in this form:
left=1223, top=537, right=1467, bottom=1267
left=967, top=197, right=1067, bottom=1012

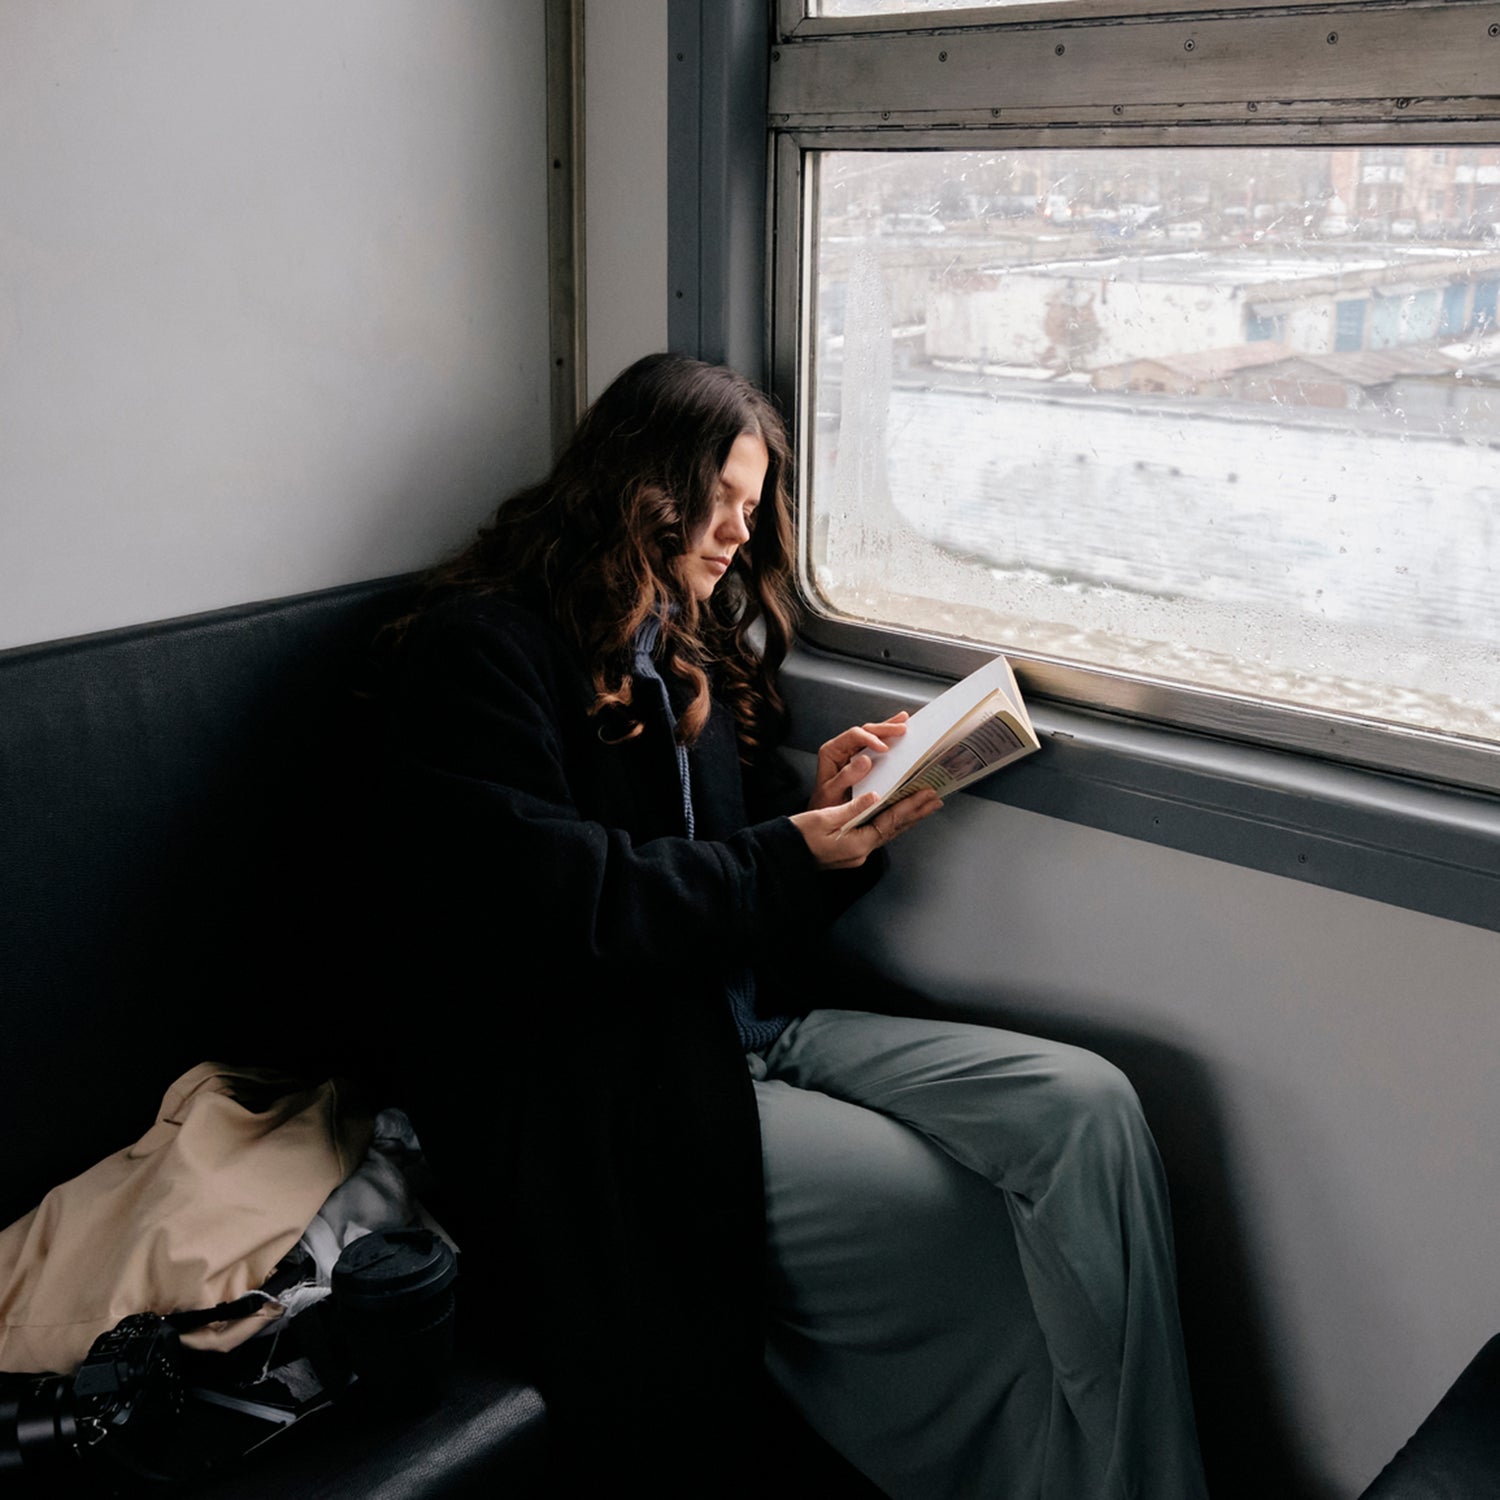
left=810, top=0, right=1070, bottom=13
left=808, top=147, right=1500, bottom=743
left=807, top=0, right=1298, bottom=13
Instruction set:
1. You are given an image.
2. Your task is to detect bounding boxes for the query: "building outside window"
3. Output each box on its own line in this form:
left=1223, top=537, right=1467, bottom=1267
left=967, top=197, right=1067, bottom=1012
left=771, top=3, right=1500, bottom=792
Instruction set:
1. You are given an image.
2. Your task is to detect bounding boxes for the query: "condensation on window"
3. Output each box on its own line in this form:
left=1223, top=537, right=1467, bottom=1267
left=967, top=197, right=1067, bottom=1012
left=809, top=148, right=1500, bottom=743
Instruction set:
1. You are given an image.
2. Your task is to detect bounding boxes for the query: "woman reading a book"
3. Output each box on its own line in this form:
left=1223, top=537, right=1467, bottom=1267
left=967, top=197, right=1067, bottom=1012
left=380, top=353, right=1205, bottom=1499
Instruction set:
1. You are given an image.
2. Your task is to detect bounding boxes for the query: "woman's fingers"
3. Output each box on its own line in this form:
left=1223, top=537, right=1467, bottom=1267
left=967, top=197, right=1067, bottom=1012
left=810, top=711, right=916, bottom=811
left=810, top=730, right=883, bottom=810
left=817, top=712, right=913, bottom=772
left=790, top=797, right=873, bottom=867
left=873, top=788, right=943, bottom=842
left=791, top=789, right=943, bottom=869
left=817, top=725, right=888, bottom=773
left=828, top=751, right=873, bottom=796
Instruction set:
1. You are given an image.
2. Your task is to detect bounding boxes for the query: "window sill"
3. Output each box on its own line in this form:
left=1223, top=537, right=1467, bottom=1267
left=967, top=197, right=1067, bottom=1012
left=783, top=643, right=1500, bottom=934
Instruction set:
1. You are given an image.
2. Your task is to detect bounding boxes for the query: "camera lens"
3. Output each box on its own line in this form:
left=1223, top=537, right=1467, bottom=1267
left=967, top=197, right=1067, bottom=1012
left=331, top=1228, right=458, bottom=1406
left=0, top=1378, right=79, bottom=1473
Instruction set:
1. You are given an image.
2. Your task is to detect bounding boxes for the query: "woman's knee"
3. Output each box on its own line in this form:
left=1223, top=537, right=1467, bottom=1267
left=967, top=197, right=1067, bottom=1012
left=1047, top=1044, right=1142, bottom=1119
left=761, top=1078, right=966, bottom=1228
left=759, top=1081, right=1013, bottom=1321
left=1029, top=1044, right=1154, bottom=1175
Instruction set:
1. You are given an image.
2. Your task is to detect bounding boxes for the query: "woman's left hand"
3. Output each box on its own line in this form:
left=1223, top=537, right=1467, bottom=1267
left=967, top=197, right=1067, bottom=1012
left=807, top=712, right=910, bottom=811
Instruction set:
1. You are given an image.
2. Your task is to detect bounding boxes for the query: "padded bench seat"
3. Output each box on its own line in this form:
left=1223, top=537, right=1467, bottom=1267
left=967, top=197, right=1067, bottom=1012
left=1358, top=1333, right=1500, bottom=1500
left=14, top=579, right=1495, bottom=1498
left=191, top=1352, right=548, bottom=1500
left=1, top=579, right=549, bottom=1494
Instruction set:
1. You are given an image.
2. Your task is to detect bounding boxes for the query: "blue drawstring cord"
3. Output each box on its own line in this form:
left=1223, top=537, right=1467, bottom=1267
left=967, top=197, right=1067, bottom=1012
left=630, top=616, right=789, bottom=1054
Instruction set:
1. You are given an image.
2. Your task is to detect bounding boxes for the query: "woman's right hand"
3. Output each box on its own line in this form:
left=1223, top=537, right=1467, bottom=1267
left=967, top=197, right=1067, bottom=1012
left=790, top=789, right=943, bottom=870
left=807, top=712, right=911, bottom=812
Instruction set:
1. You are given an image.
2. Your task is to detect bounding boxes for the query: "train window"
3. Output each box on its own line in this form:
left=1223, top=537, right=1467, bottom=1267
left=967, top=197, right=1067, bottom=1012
left=791, top=0, right=1340, bottom=29
left=805, top=145, right=1500, bottom=754
left=769, top=4, right=1500, bottom=794
left=810, top=0, right=1080, bottom=15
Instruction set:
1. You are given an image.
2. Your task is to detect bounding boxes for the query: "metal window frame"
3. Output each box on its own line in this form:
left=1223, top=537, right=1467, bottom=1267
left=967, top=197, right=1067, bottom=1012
left=781, top=643, right=1500, bottom=934
left=767, top=0, right=1500, bottom=798
left=662, top=0, right=1500, bottom=926
left=669, top=0, right=773, bottom=381
left=546, top=0, right=587, bottom=452
left=777, top=0, right=1500, bottom=43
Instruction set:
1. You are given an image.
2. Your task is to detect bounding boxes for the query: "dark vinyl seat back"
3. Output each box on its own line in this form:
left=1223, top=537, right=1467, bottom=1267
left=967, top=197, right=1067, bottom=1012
left=0, top=577, right=418, bottom=1225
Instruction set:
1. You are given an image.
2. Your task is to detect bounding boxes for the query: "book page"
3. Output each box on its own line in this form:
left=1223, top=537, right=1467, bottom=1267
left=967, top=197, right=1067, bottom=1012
left=841, top=655, right=1039, bottom=830
left=851, top=656, right=1030, bottom=808
left=903, top=712, right=1032, bottom=794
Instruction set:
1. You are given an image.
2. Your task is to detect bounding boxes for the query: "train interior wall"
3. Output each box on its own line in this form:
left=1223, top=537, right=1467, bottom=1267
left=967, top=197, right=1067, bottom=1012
left=3, top=3, right=1497, bottom=1496
left=0, top=0, right=553, bottom=650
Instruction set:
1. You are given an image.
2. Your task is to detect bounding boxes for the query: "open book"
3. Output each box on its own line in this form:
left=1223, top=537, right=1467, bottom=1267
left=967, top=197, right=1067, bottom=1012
left=842, top=654, right=1040, bottom=830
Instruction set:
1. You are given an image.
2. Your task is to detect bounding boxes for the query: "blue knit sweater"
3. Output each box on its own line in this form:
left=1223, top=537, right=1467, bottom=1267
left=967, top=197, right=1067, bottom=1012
left=632, top=617, right=792, bottom=1053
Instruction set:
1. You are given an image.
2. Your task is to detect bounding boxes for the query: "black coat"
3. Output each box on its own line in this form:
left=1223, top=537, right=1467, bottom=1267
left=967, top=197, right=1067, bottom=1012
left=377, top=592, right=881, bottom=1489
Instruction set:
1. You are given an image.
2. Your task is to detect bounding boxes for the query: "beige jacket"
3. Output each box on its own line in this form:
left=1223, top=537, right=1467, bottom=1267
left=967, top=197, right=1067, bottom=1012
left=0, top=1063, right=372, bottom=1374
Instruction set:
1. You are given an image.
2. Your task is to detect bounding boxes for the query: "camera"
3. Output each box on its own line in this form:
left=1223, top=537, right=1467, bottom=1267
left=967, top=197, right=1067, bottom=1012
left=0, top=1313, right=184, bottom=1484
left=0, top=1230, right=459, bottom=1490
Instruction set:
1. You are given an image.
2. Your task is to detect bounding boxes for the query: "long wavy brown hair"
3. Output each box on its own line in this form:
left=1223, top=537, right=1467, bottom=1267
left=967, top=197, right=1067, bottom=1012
left=411, top=352, right=798, bottom=759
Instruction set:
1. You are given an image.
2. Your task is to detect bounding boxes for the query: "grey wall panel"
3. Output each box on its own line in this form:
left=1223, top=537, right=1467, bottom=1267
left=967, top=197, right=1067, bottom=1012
left=0, top=0, right=551, bottom=649
left=585, top=0, right=669, bottom=401
left=785, top=647, right=1500, bottom=933
left=787, top=673, right=1500, bottom=1497
left=667, top=0, right=769, bottom=381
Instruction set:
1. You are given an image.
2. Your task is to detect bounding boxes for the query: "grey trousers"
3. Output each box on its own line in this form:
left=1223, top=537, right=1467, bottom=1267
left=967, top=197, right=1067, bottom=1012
left=752, top=1009, right=1207, bottom=1500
